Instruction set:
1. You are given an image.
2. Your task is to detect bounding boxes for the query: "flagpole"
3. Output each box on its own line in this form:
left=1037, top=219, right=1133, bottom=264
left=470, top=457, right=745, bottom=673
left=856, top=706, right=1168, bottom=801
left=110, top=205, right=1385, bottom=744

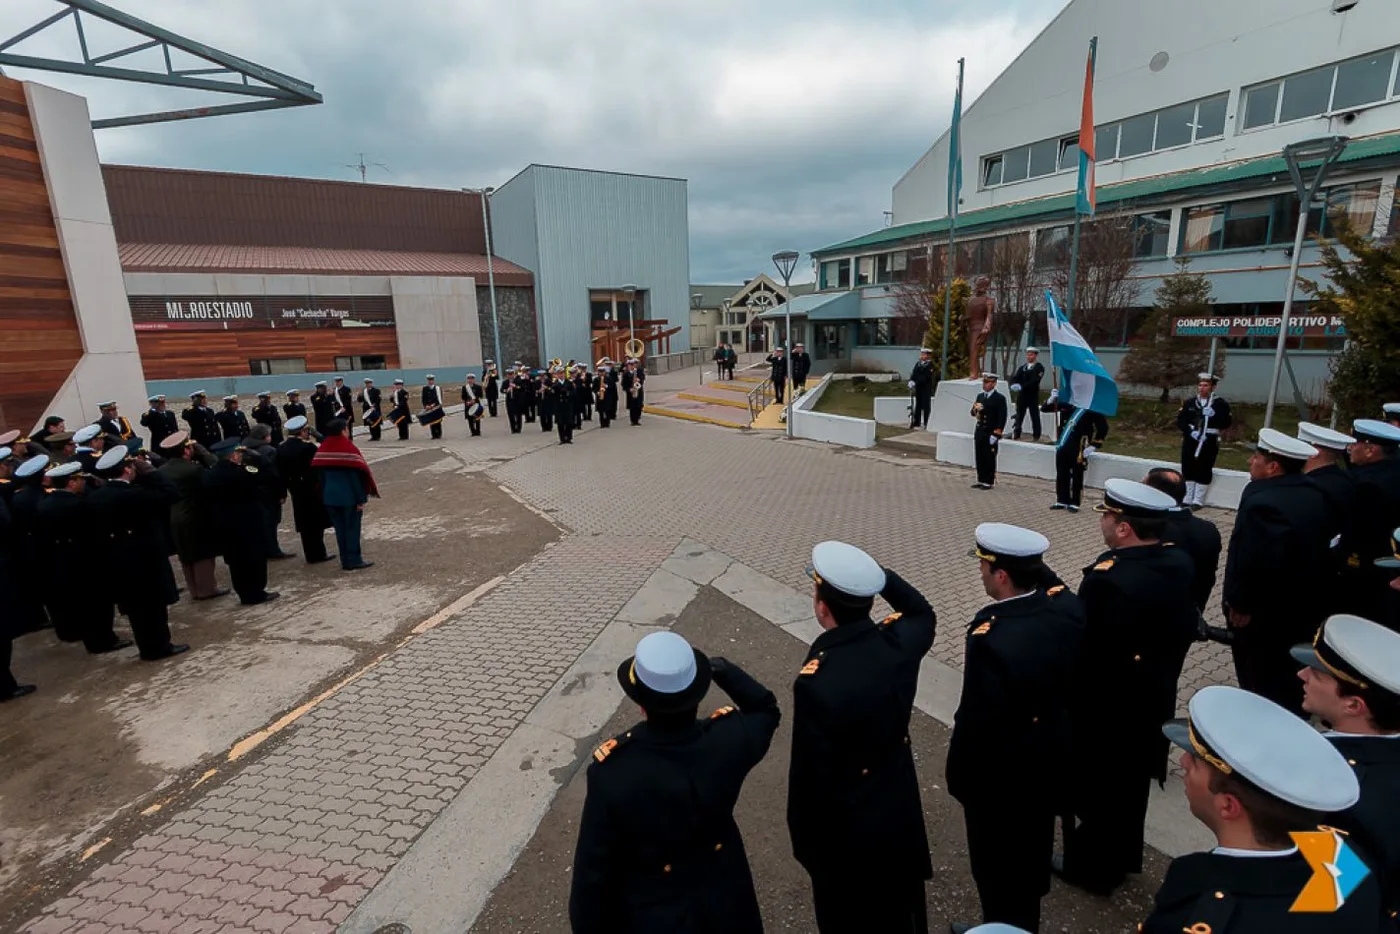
left=1055, top=36, right=1097, bottom=435
left=940, top=57, right=964, bottom=382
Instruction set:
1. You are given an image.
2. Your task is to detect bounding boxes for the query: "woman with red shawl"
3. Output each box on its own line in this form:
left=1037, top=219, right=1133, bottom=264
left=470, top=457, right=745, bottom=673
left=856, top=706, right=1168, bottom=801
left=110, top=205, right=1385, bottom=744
left=311, top=419, right=379, bottom=571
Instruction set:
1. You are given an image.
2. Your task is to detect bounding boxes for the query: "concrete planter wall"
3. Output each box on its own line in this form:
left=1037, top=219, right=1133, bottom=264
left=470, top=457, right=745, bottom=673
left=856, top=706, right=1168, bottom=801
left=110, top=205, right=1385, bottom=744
left=790, top=373, right=877, bottom=449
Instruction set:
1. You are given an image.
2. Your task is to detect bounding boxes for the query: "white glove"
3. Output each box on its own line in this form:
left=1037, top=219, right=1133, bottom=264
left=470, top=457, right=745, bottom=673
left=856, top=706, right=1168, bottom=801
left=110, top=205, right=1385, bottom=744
left=1202, top=406, right=1215, bottom=418
left=1010, top=384, right=1021, bottom=393
left=988, top=436, right=999, bottom=447
left=1190, top=430, right=1201, bottom=441
left=1047, top=389, right=1058, bottom=402
left=1084, top=445, right=1097, bottom=456
left=908, top=380, right=916, bottom=389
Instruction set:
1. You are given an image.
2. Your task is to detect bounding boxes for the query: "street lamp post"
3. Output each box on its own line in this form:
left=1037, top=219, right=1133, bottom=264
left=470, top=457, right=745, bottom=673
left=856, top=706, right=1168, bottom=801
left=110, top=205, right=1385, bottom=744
left=1264, top=136, right=1349, bottom=428
left=462, top=187, right=503, bottom=370
left=622, top=284, right=638, bottom=362
left=691, top=292, right=704, bottom=383
left=772, top=250, right=800, bottom=439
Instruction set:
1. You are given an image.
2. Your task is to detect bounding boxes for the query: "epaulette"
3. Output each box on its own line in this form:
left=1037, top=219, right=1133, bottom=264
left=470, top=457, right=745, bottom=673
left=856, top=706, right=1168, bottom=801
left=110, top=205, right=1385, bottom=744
left=799, top=657, right=820, bottom=676
left=245, top=465, right=259, bottom=474
left=881, top=612, right=902, bottom=626
left=1092, top=559, right=1115, bottom=572
left=1047, top=584, right=1065, bottom=596
left=592, top=730, right=633, bottom=764
left=971, top=621, right=992, bottom=636
left=709, top=705, right=736, bottom=719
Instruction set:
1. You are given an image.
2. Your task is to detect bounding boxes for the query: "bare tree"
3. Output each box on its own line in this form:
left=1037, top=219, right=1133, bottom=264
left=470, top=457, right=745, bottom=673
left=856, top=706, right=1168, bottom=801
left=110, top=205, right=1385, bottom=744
left=987, top=233, right=1039, bottom=376
left=890, top=244, right=947, bottom=347
left=1044, top=214, right=1141, bottom=348
left=1118, top=258, right=1221, bottom=402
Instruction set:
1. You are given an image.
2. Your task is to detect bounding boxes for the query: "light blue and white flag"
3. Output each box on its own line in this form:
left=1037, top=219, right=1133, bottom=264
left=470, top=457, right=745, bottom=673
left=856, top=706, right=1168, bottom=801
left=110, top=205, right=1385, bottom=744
left=1046, top=289, right=1118, bottom=417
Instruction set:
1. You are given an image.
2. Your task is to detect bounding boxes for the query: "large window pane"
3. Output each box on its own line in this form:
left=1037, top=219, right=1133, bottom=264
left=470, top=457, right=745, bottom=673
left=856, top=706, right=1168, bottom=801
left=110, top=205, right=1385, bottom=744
left=1222, top=197, right=1273, bottom=249
left=836, top=259, right=851, bottom=288
left=983, top=156, right=1003, bottom=187
left=1243, top=83, right=1279, bottom=129
left=1028, top=138, right=1059, bottom=177
left=1194, top=94, right=1228, bottom=139
left=1333, top=51, right=1395, bottom=109
left=1095, top=124, right=1119, bottom=161
left=1133, top=211, right=1172, bottom=258
left=1154, top=101, right=1196, bottom=149
left=876, top=253, right=894, bottom=284
left=1001, top=146, right=1030, bottom=183
left=1118, top=113, right=1155, bottom=157
left=1326, top=181, right=1381, bottom=236
left=1035, top=226, right=1071, bottom=267
left=1182, top=205, right=1223, bottom=253
left=1279, top=66, right=1333, bottom=122
left=1059, top=138, right=1079, bottom=171
left=856, top=256, right=874, bottom=286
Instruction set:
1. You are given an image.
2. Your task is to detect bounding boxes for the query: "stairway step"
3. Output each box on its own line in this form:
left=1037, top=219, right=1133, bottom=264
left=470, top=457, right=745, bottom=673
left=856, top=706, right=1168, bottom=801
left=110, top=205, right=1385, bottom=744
left=643, top=404, right=749, bottom=429
left=676, top=391, right=750, bottom=409
left=705, top=381, right=758, bottom=395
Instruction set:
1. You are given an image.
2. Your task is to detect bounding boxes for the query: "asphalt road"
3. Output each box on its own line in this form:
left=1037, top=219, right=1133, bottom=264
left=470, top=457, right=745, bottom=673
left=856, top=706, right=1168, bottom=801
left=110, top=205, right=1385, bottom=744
left=471, top=585, right=1168, bottom=933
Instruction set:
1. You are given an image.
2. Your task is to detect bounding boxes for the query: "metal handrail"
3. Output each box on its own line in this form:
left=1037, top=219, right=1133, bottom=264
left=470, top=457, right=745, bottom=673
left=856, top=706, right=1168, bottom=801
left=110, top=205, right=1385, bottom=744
left=746, top=378, right=773, bottom=423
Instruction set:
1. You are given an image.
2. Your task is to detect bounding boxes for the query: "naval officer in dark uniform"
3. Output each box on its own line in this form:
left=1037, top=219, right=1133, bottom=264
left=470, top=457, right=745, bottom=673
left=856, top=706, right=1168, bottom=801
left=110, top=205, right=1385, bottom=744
left=182, top=391, right=220, bottom=448
left=282, top=389, right=307, bottom=425
left=970, top=372, right=1007, bottom=490
left=1043, top=390, right=1110, bottom=512
left=310, top=381, right=336, bottom=435
left=569, top=631, right=779, bottom=934
left=1143, top=467, right=1223, bottom=614
left=251, top=391, right=283, bottom=445
left=1009, top=347, right=1045, bottom=441
left=1295, top=613, right=1400, bottom=921
left=359, top=378, right=382, bottom=441
left=1340, top=419, right=1400, bottom=624
left=1145, top=685, right=1383, bottom=933
left=1059, top=479, right=1198, bottom=897
left=215, top=395, right=250, bottom=441
left=948, top=524, right=1083, bottom=934
left=1176, top=372, right=1232, bottom=510
left=789, top=541, right=936, bottom=933
left=907, top=347, right=935, bottom=430
left=140, top=395, right=178, bottom=452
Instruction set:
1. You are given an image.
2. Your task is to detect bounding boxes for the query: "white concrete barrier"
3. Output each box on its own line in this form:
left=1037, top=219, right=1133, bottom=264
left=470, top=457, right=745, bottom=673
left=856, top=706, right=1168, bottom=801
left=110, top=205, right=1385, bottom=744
left=874, top=396, right=912, bottom=425
left=934, top=431, right=1247, bottom=510
left=791, top=373, right=877, bottom=449
left=932, top=378, right=1057, bottom=441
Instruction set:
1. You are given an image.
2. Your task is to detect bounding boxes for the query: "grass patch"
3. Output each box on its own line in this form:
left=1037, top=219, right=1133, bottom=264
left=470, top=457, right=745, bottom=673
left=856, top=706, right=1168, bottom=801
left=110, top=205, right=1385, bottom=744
left=808, top=377, right=908, bottom=441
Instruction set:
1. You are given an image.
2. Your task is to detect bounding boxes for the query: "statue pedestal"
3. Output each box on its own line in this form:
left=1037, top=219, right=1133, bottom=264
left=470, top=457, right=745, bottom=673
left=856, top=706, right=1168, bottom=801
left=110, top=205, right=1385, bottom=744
left=929, top=378, right=1056, bottom=441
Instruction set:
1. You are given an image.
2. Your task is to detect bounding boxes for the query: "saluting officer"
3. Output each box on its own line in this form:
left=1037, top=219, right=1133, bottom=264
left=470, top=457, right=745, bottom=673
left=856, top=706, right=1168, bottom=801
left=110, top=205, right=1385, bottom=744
left=95, top=400, right=135, bottom=442
left=569, top=632, right=779, bottom=934
left=310, top=381, right=336, bottom=435
left=215, top=395, right=250, bottom=441
left=483, top=360, right=500, bottom=417
left=389, top=379, right=411, bottom=440
left=1043, top=390, right=1109, bottom=512
left=1176, top=373, right=1232, bottom=510
left=908, top=347, right=935, bottom=430
left=789, top=541, right=936, bottom=933
left=276, top=416, right=334, bottom=565
left=282, top=389, right=307, bottom=424
left=1340, top=419, right=1400, bottom=623
left=182, top=391, right=220, bottom=448
left=1145, top=685, right=1382, bottom=933
left=359, top=378, right=382, bottom=442
left=970, top=372, right=1007, bottom=490
left=205, top=439, right=278, bottom=606
left=1295, top=613, right=1400, bottom=920
left=140, top=395, right=178, bottom=451
left=1224, top=429, right=1333, bottom=716
left=949, top=524, right=1083, bottom=934
left=251, top=391, right=284, bottom=445
left=1059, top=480, right=1197, bottom=897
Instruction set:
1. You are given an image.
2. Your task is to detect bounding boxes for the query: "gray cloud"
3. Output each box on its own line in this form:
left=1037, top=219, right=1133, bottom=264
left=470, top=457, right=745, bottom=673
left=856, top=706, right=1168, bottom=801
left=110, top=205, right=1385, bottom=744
left=3, top=0, right=1066, bottom=283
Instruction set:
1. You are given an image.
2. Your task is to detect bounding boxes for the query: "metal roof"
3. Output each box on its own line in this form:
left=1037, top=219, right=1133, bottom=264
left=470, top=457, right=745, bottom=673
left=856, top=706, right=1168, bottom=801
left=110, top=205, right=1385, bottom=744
left=755, top=290, right=862, bottom=321
left=118, top=243, right=533, bottom=286
left=814, top=130, right=1400, bottom=257
left=690, top=284, right=742, bottom=308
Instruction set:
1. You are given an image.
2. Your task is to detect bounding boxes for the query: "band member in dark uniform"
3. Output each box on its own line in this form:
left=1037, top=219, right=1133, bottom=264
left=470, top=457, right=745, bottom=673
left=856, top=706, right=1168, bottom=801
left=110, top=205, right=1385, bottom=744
left=95, top=400, right=135, bottom=442
left=88, top=446, right=188, bottom=661
left=251, top=391, right=284, bottom=445
left=182, top=391, right=220, bottom=449
left=1145, top=685, right=1382, bottom=933
left=552, top=366, right=575, bottom=444
left=524, top=366, right=538, bottom=423
left=216, top=395, right=251, bottom=441
left=277, top=416, right=334, bottom=565
left=205, top=439, right=278, bottom=605
left=970, top=373, right=1007, bottom=490
left=421, top=374, right=445, bottom=440
left=767, top=347, right=788, bottom=405
left=310, top=382, right=336, bottom=436
left=1010, top=347, right=1045, bottom=441
left=569, top=633, right=779, bottom=934
left=483, top=361, right=500, bottom=417
left=505, top=368, right=526, bottom=434
left=573, top=364, right=590, bottom=427
left=358, top=378, right=382, bottom=442
left=461, top=374, right=485, bottom=437
left=597, top=359, right=618, bottom=429
left=389, top=379, right=411, bottom=441
left=789, top=542, right=936, bottom=934
left=623, top=359, right=646, bottom=426
left=908, top=347, right=935, bottom=430
left=333, top=376, right=355, bottom=434
left=1176, top=373, right=1232, bottom=510
left=949, top=523, right=1083, bottom=934
left=536, top=370, right=554, bottom=433
left=1043, top=390, right=1110, bottom=512
left=791, top=343, right=812, bottom=395
left=1059, top=480, right=1197, bottom=898
left=282, top=389, right=307, bottom=425
left=140, top=394, right=178, bottom=452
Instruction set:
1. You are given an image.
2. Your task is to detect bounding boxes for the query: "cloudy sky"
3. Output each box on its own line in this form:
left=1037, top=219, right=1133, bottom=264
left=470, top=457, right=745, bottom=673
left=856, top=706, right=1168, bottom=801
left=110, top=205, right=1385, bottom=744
left=3, top=0, right=1066, bottom=283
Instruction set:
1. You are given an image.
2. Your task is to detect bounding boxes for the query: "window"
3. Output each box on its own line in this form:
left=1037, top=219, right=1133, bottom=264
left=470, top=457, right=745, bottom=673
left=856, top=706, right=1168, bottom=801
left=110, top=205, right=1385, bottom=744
left=1242, top=82, right=1280, bottom=129
left=1279, top=66, right=1333, bottom=122
left=1035, top=226, right=1071, bottom=268
left=724, top=310, right=747, bottom=326
left=876, top=253, right=895, bottom=284
left=1001, top=145, right=1030, bottom=183
left=1194, top=95, right=1227, bottom=139
left=858, top=319, right=892, bottom=346
left=1028, top=138, right=1059, bottom=177
left=983, top=155, right=1003, bottom=187
left=1117, top=113, right=1155, bottom=158
left=1095, top=124, right=1119, bottom=162
left=1132, top=211, right=1172, bottom=258
left=856, top=256, right=874, bottom=286
left=248, top=357, right=306, bottom=376
left=1058, top=138, right=1079, bottom=171
left=1243, top=48, right=1400, bottom=130
left=1182, top=182, right=1383, bottom=254
left=982, top=135, right=1078, bottom=188
left=1153, top=101, right=1196, bottom=150
left=1098, top=93, right=1230, bottom=161
left=333, top=355, right=386, bottom=371
left=1221, top=197, right=1274, bottom=250
left=1333, top=51, right=1394, bottom=109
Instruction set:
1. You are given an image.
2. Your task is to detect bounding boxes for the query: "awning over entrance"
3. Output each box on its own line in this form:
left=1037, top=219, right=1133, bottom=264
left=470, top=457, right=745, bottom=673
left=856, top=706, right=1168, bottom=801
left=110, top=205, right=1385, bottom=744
left=754, top=290, right=861, bottom=322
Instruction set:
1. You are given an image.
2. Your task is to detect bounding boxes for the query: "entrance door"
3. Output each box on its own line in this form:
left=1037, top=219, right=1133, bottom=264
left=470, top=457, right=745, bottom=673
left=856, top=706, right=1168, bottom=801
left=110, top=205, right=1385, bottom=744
left=814, top=323, right=845, bottom=361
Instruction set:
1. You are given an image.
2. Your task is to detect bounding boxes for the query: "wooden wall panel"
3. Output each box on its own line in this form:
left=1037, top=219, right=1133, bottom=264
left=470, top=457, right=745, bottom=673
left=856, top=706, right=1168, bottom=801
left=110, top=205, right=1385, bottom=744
left=0, top=76, right=84, bottom=433
left=136, top=329, right=400, bottom=380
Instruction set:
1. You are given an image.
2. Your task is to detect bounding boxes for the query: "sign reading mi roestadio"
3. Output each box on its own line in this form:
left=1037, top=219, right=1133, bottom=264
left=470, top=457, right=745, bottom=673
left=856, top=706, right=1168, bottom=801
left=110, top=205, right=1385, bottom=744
left=1170, top=314, right=1347, bottom=339
left=127, top=295, right=396, bottom=332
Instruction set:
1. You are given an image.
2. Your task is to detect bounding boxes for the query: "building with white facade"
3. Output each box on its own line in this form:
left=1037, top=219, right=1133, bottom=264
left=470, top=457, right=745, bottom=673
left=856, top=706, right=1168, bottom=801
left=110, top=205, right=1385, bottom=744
left=809, top=0, right=1400, bottom=400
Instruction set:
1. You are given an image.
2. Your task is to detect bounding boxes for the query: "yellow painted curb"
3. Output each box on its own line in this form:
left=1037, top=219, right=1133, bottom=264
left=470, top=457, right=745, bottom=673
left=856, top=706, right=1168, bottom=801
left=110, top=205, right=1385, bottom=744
left=749, top=402, right=787, bottom=430
left=676, top=392, right=750, bottom=409
left=732, top=376, right=763, bottom=384
left=706, top=382, right=757, bottom=395
left=643, top=406, right=748, bottom=429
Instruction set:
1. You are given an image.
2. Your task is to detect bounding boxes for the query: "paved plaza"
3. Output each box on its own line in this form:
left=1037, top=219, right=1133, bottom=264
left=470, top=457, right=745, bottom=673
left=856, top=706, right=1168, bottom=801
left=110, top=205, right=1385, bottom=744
left=3, top=404, right=1238, bottom=933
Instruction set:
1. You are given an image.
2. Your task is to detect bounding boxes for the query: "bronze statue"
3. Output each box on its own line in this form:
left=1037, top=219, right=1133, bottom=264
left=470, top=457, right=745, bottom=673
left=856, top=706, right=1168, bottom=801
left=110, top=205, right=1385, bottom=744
left=965, top=277, right=994, bottom=379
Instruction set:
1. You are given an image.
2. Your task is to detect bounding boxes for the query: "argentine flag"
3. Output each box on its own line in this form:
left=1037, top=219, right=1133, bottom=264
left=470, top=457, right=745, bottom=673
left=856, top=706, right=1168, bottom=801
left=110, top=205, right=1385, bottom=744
left=1046, top=289, right=1118, bottom=417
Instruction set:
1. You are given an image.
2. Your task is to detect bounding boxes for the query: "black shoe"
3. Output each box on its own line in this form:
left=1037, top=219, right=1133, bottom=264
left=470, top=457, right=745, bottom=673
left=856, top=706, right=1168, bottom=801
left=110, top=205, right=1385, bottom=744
left=306, top=554, right=338, bottom=565
left=1050, top=502, right=1068, bottom=510
left=142, top=643, right=190, bottom=662
left=241, top=592, right=280, bottom=606
left=1051, top=851, right=1118, bottom=897
left=89, top=639, right=135, bottom=655
left=344, top=561, right=375, bottom=571
left=1, top=684, right=37, bottom=702
left=194, top=588, right=231, bottom=601
left=1067, top=505, right=1080, bottom=513
left=269, top=552, right=297, bottom=561
left=1199, top=622, right=1236, bottom=645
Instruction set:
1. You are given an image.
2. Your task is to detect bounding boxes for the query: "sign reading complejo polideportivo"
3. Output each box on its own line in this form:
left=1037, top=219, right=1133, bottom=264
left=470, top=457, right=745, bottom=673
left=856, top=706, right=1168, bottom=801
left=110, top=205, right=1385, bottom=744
left=1170, top=314, right=1347, bottom=339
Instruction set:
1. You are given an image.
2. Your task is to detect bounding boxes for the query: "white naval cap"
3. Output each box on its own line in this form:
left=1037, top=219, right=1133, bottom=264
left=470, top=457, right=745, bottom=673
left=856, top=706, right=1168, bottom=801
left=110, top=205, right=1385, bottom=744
left=97, top=400, right=116, bottom=409
left=314, top=380, right=328, bottom=387
left=968, top=926, right=1032, bottom=934
left=223, top=394, right=238, bottom=403
left=159, top=431, right=189, bottom=450
left=1197, top=372, right=1219, bottom=383
left=189, top=390, right=205, bottom=399
left=286, top=388, right=301, bottom=395
left=1297, top=421, right=1354, bottom=452
left=45, top=461, right=83, bottom=479
left=1378, top=529, right=1400, bottom=570
left=363, top=377, right=374, bottom=383
left=971, top=522, right=1049, bottom=570
left=980, top=372, right=1000, bottom=381
left=0, top=447, right=11, bottom=461
left=72, top=424, right=101, bottom=444
left=1255, top=427, right=1317, bottom=461
left=95, top=447, right=129, bottom=472
left=15, top=453, right=49, bottom=478
left=426, top=373, right=437, bottom=379
left=147, top=394, right=162, bottom=404
left=285, top=415, right=308, bottom=431
left=1292, top=614, right=1400, bottom=699
left=1352, top=419, right=1400, bottom=446
left=806, top=541, right=886, bottom=599
left=393, top=378, right=405, bottom=385
left=633, top=632, right=698, bottom=695
left=1095, top=478, right=1177, bottom=518
left=1025, top=347, right=1038, bottom=354
left=1164, top=685, right=1359, bottom=812
left=1383, top=402, right=1400, bottom=417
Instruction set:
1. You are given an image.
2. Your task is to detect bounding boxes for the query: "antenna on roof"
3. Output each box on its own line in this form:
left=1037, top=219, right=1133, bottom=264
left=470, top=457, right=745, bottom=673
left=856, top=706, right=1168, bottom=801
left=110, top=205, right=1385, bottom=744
left=344, top=153, right=390, bottom=183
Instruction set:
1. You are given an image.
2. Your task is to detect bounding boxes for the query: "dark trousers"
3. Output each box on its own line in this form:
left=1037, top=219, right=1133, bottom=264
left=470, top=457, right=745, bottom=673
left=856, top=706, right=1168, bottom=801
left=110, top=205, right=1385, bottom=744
left=1014, top=396, right=1042, bottom=440
left=396, top=421, right=409, bottom=440
left=299, top=525, right=329, bottom=563
left=794, top=378, right=807, bottom=394
left=965, top=801, right=1052, bottom=932
left=126, top=602, right=173, bottom=660
left=84, top=603, right=120, bottom=654
left=1064, top=772, right=1151, bottom=892
left=599, top=401, right=612, bottom=428
left=526, top=402, right=536, bottom=423
left=487, top=397, right=498, bottom=417
left=911, top=393, right=931, bottom=428
left=540, top=409, right=554, bottom=431
left=1231, top=627, right=1308, bottom=718
left=1181, top=436, right=1219, bottom=484
left=1, top=635, right=17, bottom=694
left=227, top=551, right=269, bottom=604
left=773, top=380, right=785, bottom=404
left=467, top=417, right=481, bottom=436
left=50, top=597, right=119, bottom=652
left=367, top=423, right=381, bottom=441
left=628, top=397, right=643, bottom=425
left=557, top=410, right=574, bottom=443
left=810, top=874, right=927, bottom=934
left=430, top=422, right=442, bottom=440
left=974, top=429, right=998, bottom=485
left=327, top=505, right=363, bottom=569
left=1055, top=443, right=1087, bottom=506
left=260, top=500, right=286, bottom=557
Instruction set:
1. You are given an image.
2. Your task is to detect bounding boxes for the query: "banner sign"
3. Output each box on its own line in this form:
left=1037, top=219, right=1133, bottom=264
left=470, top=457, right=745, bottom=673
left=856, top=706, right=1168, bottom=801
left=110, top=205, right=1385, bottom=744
left=1170, top=314, right=1347, bottom=339
left=128, top=295, right=395, bottom=332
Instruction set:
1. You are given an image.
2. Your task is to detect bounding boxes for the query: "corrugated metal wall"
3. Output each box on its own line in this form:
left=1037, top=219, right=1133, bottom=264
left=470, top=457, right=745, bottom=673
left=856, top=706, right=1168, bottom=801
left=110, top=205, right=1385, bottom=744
left=485, top=166, right=542, bottom=361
